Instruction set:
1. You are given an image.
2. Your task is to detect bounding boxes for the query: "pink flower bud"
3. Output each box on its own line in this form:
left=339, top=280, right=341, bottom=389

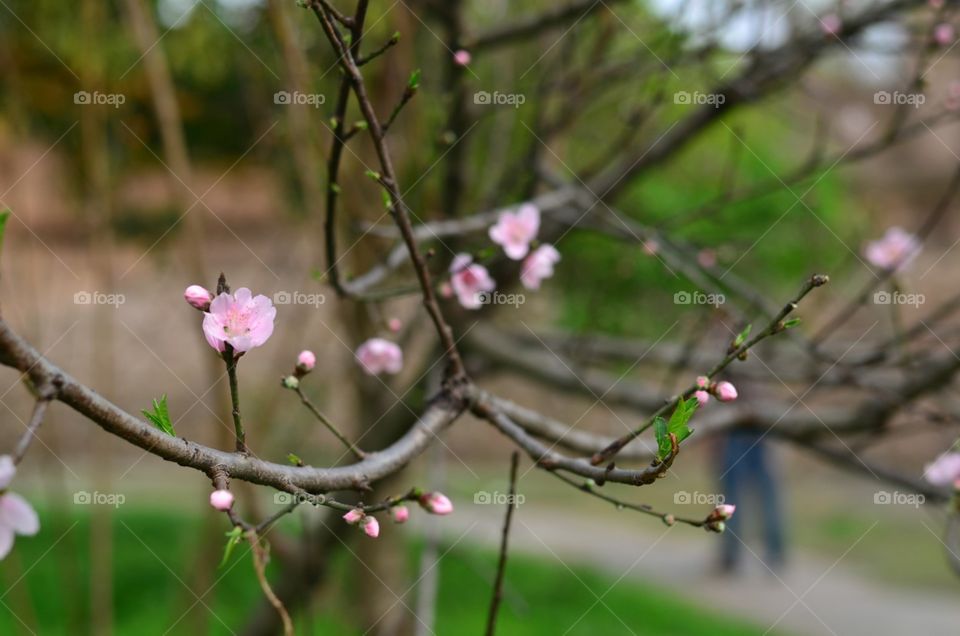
left=392, top=505, right=410, bottom=524
left=387, top=318, right=402, bottom=333
left=361, top=515, right=380, bottom=538
left=184, top=285, right=213, bottom=311
left=697, top=249, right=716, bottom=268
left=935, top=23, right=955, bottom=46
left=0, top=455, right=15, bottom=490
left=707, top=520, right=726, bottom=533
left=695, top=376, right=709, bottom=389
left=343, top=508, right=364, bottom=525
left=297, top=350, right=316, bottom=373
left=714, top=504, right=736, bottom=520
left=715, top=381, right=738, bottom=402
left=820, top=13, right=842, bottom=36
left=642, top=239, right=659, bottom=255
left=419, top=492, right=453, bottom=515
left=209, top=489, right=234, bottom=511
left=453, top=49, right=472, bottom=66
left=694, top=390, right=710, bottom=407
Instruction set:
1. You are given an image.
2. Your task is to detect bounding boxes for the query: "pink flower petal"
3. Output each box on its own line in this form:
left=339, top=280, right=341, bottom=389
left=0, top=493, right=39, bottom=536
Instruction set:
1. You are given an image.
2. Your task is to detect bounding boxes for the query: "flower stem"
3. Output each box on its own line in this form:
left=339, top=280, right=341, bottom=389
left=223, top=345, right=247, bottom=453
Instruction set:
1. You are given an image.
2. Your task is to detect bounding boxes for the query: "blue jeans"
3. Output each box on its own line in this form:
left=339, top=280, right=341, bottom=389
left=718, top=430, right=786, bottom=569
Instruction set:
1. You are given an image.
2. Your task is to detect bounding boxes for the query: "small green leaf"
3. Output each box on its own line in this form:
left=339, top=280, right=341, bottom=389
left=407, top=68, right=421, bottom=90
left=329, top=183, right=341, bottom=194
left=364, top=169, right=381, bottom=181
left=381, top=189, right=392, bottom=209
left=654, top=416, right=671, bottom=461
left=287, top=453, right=303, bottom=466
left=142, top=395, right=176, bottom=436
left=0, top=209, right=9, bottom=260
left=220, top=526, right=244, bottom=568
left=354, top=120, right=368, bottom=131
left=782, top=317, right=802, bottom=330
left=733, top=324, right=752, bottom=348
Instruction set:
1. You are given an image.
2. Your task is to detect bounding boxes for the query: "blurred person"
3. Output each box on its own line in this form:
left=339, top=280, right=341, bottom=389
left=716, top=430, right=786, bottom=574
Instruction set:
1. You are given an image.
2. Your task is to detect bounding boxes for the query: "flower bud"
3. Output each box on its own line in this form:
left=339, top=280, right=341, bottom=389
left=361, top=515, right=380, bottom=538
left=453, top=49, right=472, bottom=66
left=392, top=505, right=410, bottom=524
left=714, top=381, right=738, bottom=402
left=695, top=376, right=709, bottom=389
left=281, top=375, right=300, bottom=390
left=713, top=504, right=736, bottom=520
left=707, top=520, right=726, bottom=533
left=184, top=285, right=214, bottom=311
left=387, top=318, right=402, bottom=333
left=694, top=390, right=710, bottom=407
left=209, top=489, right=234, bottom=511
left=419, top=491, right=453, bottom=515
left=343, top=508, right=364, bottom=525
left=296, top=350, right=316, bottom=374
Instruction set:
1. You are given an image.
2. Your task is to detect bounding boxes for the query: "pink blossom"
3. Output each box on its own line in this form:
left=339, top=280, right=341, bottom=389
left=694, top=390, right=710, bottom=407
left=361, top=515, right=380, bottom=538
left=642, top=239, right=659, bottom=256
left=449, top=254, right=495, bottom=309
left=715, top=381, right=738, bottom=402
left=697, top=249, right=717, bottom=268
left=0, top=492, right=39, bottom=560
left=419, top=492, right=453, bottom=515
left=0, top=455, right=14, bottom=490
left=695, top=376, right=709, bottom=389
left=713, top=504, right=736, bottom=520
left=924, top=452, right=960, bottom=486
left=820, top=13, right=842, bottom=36
left=209, top=490, right=234, bottom=511
left=521, top=245, right=561, bottom=290
left=355, top=338, right=403, bottom=376
left=864, top=227, right=921, bottom=271
left=184, top=285, right=213, bottom=311
left=297, top=350, right=316, bottom=372
left=489, top=204, right=540, bottom=260
left=202, top=288, right=277, bottom=354
left=453, top=49, right=472, bottom=66
left=387, top=318, right=402, bottom=333
left=392, top=505, right=409, bottom=524
left=934, top=23, right=955, bottom=46
left=343, top=508, right=364, bottom=525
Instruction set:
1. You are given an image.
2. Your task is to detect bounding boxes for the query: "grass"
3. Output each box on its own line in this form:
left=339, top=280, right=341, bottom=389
left=0, top=506, right=776, bottom=635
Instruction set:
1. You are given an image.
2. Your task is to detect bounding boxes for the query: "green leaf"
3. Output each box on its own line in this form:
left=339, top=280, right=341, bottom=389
left=142, top=395, right=176, bottom=436
left=220, top=526, right=244, bottom=568
left=655, top=397, right=698, bottom=461
left=407, top=68, right=421, bottom=90
left=654, top=416, right=671, bottom=462
left=782, top=317, right=802, bottom=330
left=287, top=453, right=303, bottom=466
left=364, top=169, right=381, bottom=181
left=733, top=324, right=752, bottom=348
left=0, top=209, right=9, bottom=260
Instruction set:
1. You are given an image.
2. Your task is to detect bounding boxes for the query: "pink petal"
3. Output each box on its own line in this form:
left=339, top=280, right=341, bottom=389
left=0, top=525, right=13, bottom=560
left=0, top=493, right=39, bottom=536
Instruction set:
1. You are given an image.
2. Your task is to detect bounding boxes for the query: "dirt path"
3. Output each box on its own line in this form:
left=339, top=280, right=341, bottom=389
left=418, top=505, right=960, bottom=636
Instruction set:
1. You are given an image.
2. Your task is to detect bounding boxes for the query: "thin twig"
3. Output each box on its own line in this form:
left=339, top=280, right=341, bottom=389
left=485, top=452, right=520, bottom=636
left=247, top=531, right=294, bottom=636
left=294, top=386, right=366, bottom=459
left=12, top=399, right=49, bottom=465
